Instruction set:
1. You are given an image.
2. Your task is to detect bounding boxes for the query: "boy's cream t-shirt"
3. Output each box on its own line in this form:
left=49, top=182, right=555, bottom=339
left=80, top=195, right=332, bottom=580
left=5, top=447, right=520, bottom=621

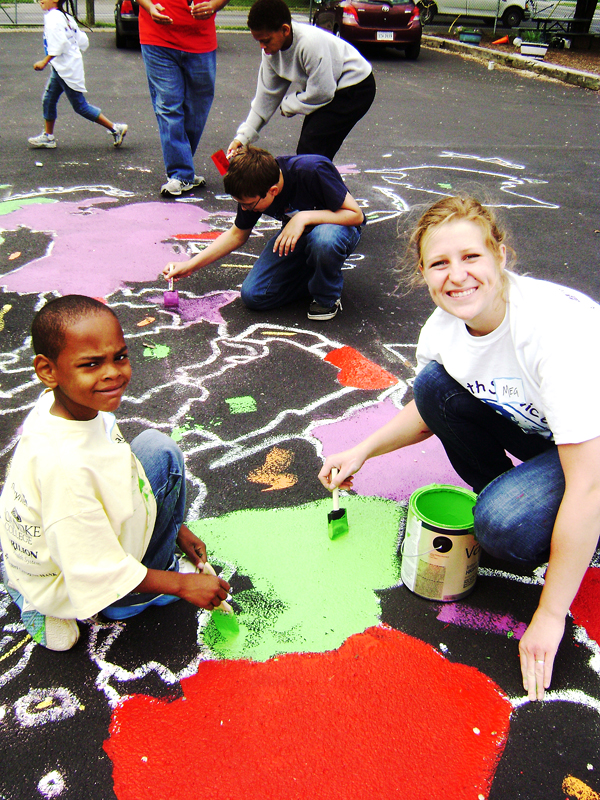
left=0, top=391, right=156, bottom=619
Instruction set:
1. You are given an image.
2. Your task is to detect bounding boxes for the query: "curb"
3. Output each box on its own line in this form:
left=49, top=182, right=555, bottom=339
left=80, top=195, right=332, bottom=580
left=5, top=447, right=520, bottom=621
left=423, top=34, right=600, bottom=90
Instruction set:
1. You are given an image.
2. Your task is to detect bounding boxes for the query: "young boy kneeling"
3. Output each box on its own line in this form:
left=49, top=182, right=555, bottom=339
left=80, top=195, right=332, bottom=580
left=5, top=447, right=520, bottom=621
left=0, top=296, right=229, bottom=651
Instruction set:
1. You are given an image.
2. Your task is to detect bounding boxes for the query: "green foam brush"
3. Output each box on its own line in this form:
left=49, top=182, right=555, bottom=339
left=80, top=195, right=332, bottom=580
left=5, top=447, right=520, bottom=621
left=328, top=467, right=349, bottom=540
left=203, top=562, right=240, bottom=637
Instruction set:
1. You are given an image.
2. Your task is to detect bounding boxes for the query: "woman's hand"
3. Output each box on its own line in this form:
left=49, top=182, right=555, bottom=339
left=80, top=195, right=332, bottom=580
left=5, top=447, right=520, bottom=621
left=318, top=448, right=366, bottom=492
left=518, top=606, right=566, bottom=701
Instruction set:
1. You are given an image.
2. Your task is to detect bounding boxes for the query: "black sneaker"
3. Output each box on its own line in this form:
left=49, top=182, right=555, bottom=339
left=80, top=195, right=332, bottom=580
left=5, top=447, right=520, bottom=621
left=307, top=298, right=342, bottom=321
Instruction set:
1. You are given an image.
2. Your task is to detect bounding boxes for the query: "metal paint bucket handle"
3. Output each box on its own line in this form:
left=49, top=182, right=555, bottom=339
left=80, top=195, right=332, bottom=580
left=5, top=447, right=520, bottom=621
left=400, top=538, right=445, bottom=559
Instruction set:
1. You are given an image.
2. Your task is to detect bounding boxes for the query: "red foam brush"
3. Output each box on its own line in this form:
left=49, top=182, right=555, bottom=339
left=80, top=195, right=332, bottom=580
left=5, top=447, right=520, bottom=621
left=211, top=149, right=230, bottom=176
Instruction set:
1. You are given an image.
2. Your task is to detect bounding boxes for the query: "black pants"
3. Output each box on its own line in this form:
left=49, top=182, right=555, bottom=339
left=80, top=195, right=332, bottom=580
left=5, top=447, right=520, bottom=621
left=296, top=72, right=376, bottom=161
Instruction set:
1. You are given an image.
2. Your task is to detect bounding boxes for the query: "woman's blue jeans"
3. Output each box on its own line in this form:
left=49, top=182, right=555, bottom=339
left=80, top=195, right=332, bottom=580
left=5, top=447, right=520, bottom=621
left=240, top=223, right=362, bottom=310
left=103, top=430, right=187, bottom=611
left=413, top=361, right=564, bottom=565
left=141, top=44, right=216, bottom=183
left=42, top=67, right=101, bottom=122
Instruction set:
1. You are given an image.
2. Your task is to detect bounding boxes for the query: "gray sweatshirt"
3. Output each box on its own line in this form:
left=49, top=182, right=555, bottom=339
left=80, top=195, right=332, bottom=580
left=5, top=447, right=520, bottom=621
left=235, top=22, right=372, bottom=146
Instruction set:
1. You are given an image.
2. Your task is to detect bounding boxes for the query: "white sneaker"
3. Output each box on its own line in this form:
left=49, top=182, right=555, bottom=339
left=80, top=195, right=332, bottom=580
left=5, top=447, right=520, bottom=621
left=44, top=617, right=80, bottom=651
left=160, top=176, right=205, bottom=197
left=111, top=123, right=128, bottom=147
left=28, top=132, right=56, bottom=149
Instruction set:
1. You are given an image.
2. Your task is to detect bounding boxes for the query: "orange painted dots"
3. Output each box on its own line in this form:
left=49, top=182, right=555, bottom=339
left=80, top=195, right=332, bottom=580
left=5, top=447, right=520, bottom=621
left=324, top=346, right=398, bottom=390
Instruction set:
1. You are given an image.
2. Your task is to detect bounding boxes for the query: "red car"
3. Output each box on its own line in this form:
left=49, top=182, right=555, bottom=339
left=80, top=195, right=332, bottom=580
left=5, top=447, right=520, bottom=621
left=312, top=0, right=422, bottom=59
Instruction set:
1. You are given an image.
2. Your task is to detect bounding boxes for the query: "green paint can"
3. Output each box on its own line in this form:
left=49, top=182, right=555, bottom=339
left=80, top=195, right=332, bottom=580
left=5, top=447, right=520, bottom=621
left=401, top=484, right=480, bottom=602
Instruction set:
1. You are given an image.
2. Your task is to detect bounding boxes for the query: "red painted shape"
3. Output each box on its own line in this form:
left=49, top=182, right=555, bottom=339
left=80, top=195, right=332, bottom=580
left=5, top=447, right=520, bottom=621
left=571, top=567, right=600, bottom=644
left=173, top=231, right=223, bottom=240
left=324, top=346, right=398, bottom=390
left=104, top=626, right=511, bottom=800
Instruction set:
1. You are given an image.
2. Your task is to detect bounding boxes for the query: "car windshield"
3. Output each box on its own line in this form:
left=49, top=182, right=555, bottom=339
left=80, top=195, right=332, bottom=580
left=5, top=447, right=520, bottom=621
left=358, top=0, right=412, bottom=4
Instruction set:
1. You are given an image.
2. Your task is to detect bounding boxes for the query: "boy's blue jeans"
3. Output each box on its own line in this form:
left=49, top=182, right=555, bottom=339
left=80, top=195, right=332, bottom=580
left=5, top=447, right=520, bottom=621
left=102, top=429, right=187, bottom=612
left=413, top=361, right=564, bottom=565
left=2, top=430, right=187, bottom=633
left=240, top=223, right=363, bottom=311
left=141, top=44, right=216, bottom=183
left=42, top=67, right=101, bottom=122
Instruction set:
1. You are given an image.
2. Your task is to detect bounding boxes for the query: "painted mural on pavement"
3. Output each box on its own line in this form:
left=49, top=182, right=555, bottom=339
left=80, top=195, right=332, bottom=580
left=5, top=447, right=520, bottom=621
left=0, top=155, right=599, bottom=800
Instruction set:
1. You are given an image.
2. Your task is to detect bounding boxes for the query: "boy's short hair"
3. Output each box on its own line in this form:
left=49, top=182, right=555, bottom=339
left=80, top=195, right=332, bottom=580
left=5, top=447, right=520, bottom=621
left=247, top=0, right=291, bottom=31
left=223, top=146, right=281, bottom=202
left=31, top=295, right=118, bottom=361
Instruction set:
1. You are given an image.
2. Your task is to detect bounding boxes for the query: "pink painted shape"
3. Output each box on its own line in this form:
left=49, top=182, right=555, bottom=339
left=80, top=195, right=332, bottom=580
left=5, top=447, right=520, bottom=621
left=148, top=290, right=239, bottom=324
left=0, top=199, right=210, bottom=297
left=336, top=164, right=360, bottom=174
left=437, top=603, right=528, bottom=639
left=312, top=398, right=469, bottom=502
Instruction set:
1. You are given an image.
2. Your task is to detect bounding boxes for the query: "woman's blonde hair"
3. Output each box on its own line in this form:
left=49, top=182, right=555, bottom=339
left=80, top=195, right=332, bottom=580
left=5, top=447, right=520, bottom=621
left=402, top=195, right=515, bottom=294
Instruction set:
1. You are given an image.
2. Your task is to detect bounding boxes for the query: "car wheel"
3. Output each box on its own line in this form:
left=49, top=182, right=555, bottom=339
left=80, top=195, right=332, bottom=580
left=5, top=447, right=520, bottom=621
left=502, top=6, right=523, bottom=27
left=418, top=2, right=436, bottom=24
left=115, top=17, right=127, bottom=48
left=405, top=41, right=421, bottom=59
left=333, top=25, right=342, bottom=37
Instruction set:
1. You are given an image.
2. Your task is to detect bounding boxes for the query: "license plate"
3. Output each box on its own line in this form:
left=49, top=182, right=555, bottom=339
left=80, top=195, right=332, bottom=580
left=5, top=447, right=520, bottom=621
left=376, top=31, right=394, bottom=41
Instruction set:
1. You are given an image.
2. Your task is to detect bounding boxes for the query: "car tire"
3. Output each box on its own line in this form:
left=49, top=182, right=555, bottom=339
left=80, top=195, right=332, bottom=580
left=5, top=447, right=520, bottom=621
left=418, top=2, right=436, bottom=24
left=115, top=22, right=127, bottom=48
left=333, top=25, right=342, bottom=37
left=502, top=6, right=523, bottom=27
left=405, top=41, right=421, bottom=59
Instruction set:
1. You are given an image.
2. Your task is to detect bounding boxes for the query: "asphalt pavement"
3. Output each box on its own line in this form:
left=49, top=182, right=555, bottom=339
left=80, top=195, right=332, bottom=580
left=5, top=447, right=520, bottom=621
left=1, top=26, right=600, bottom=800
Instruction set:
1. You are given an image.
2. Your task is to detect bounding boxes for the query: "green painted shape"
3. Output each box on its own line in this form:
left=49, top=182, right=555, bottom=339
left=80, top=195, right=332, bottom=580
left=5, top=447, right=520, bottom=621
left=189, top=496, right=404, bottom=662
left=225, top=395, right=257, bottom=414
left=0, top=197, right=56, bottom=215
left=143, top=344, right=170, bottom=360
left=438, top=183, right=453, bottom=189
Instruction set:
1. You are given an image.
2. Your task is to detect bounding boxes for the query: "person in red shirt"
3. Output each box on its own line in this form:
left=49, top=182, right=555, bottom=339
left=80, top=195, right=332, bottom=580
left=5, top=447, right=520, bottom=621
left=137, top=0, right=229, bottom=197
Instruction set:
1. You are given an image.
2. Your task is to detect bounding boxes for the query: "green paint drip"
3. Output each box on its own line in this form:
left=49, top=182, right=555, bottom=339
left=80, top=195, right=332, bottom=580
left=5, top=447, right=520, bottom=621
left=143, top=344, right=170, bottom=360
left=0, top=197, right=56, bottom=215
left=189, top=497, right=404, bottom=662
left=225, top=396, right=257, bottom=414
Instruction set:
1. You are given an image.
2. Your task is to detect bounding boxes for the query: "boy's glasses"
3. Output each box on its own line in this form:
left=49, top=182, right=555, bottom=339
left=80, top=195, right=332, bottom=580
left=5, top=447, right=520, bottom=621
left=239, top=196, right=263, bottom=212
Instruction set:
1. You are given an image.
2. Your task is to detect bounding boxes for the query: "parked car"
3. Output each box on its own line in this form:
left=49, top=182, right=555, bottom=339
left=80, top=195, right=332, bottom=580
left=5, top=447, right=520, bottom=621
left=417, top=0, right=529, bottom=27
left=115, top=0, right=140, bottom=48
left=312, top=0, right=423, bottom=59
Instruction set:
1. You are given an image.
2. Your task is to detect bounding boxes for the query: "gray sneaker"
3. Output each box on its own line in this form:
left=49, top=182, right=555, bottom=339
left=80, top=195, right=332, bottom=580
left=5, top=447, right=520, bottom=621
left=193, top=175, right=206, bottom=187
left=28, top=132, right=57, bottom=149
left=307, top=298, right=342, bottom=321
left=111, top=123, right=128, bottom=147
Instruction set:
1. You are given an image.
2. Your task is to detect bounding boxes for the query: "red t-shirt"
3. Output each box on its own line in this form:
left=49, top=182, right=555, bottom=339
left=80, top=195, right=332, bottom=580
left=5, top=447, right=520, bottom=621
left=139, top=0, right=217, bottom=53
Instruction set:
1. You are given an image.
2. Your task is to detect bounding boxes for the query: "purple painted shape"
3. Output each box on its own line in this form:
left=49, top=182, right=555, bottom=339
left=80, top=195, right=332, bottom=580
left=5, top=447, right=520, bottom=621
left=0, top=199, right=210, bottom=297
left=336, top=164, right=360, bottom=175
left=311, top=398, right=469, bottom=502
left=437, top=603, right=528, bottom=639
left=148, top=290, right=239, bottom=325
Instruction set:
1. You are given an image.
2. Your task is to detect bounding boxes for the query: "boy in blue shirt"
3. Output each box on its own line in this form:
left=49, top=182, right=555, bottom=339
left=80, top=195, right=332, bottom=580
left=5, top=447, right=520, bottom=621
left=163, top=146, right=365, bottom=321
left=0, top=296, right=229, bottom=651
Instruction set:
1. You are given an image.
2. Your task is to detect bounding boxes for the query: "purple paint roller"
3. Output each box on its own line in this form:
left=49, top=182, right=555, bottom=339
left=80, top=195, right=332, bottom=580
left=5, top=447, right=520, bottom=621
left=164, top=276, right=179, bottom=310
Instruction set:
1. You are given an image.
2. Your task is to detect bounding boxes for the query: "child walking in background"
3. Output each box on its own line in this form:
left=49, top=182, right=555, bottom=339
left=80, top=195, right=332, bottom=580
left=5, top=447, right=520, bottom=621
left=28, top=0, right=128, bottom=149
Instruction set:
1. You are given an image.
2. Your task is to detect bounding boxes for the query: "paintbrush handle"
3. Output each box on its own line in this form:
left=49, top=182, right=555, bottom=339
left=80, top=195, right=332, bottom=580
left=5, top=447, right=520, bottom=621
left=203, top=562, right=234, bottom=615
left=331, top=467, right=340, bottom=511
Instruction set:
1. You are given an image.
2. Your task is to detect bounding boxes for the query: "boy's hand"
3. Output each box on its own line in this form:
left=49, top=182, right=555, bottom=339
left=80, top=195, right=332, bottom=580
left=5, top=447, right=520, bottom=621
left=177, top=524, right=207, bottom=568
left=162, top=260, right=194, bottom=281
left=33, top=60, right=48, bottom=71
left=274, top=213, right=308, bottom=256
left=226, top=139, right=244, bottom=159
left=180, top=572, right=230, bottom=610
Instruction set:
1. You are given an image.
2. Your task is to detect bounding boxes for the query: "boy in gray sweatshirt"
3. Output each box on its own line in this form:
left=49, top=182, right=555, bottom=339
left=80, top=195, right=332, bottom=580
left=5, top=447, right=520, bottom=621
left=227, top=0, right=376, bottom=161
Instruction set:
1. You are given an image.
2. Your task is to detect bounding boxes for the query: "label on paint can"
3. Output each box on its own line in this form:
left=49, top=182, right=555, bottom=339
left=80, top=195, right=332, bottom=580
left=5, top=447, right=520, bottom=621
left=401, top=484, right=480, bottom=602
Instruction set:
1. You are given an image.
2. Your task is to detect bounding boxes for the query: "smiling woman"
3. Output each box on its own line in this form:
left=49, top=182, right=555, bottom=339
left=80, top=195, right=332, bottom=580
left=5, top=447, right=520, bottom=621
left=319, top=194, right=600, bottom=703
